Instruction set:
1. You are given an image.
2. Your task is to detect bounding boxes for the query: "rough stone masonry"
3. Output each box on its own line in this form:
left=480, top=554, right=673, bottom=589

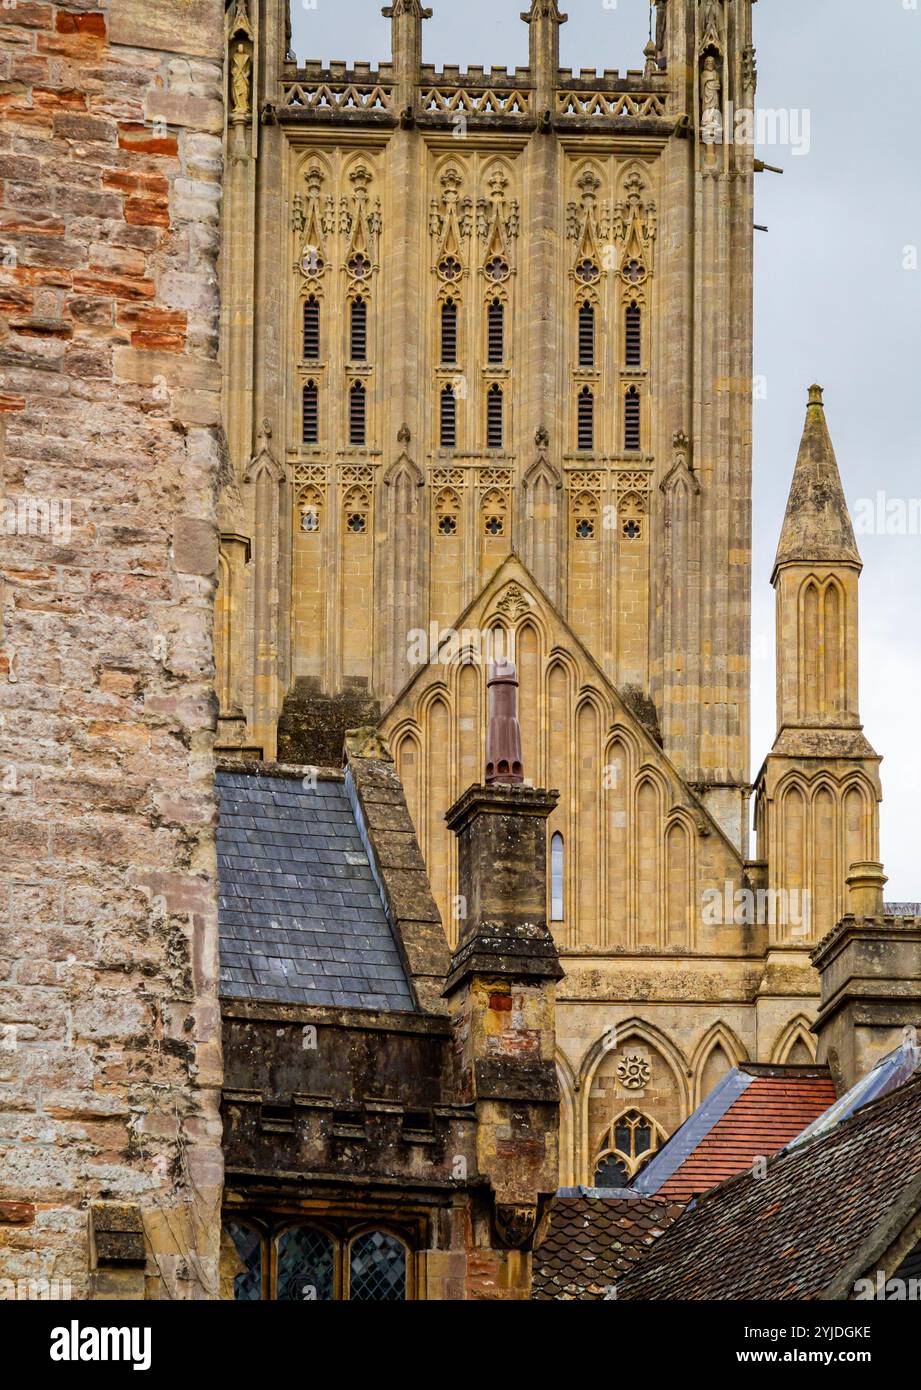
left=0, top=0, right=225, bottom=1297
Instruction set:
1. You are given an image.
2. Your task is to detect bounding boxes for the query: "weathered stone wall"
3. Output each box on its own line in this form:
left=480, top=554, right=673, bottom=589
left=0, top=0, right=224, bottom=1297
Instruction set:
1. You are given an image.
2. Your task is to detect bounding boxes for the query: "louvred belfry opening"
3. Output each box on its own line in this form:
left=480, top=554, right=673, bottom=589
left=441, top=299, right=458, bottom=364
left=625, top=302, right=641, bottom=366
left=579, top=302, right=595, bottom=367
left=350, top=298, right=367, bottom=361
left=303, top=296, right=320, bottom=359
left=302, top=381, right=318, bottom=444
left=487, top=298, right=505, bottom=364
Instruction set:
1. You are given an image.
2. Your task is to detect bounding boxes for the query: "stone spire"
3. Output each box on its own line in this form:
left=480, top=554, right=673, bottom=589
left=773, top=385, right=862, bottom=581
left=485, top=658, right=524, bottom=786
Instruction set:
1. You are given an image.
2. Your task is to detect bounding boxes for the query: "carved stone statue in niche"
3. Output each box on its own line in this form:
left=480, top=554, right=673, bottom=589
left=700, top=54, right=723, bottom=145
left=230, top=42, right=252, bottom=120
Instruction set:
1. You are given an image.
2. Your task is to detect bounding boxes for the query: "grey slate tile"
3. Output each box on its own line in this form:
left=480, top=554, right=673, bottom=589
left=216, top=770, right=415, bottom=1011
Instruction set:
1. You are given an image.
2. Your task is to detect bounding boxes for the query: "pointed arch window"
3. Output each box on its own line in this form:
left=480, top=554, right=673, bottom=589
left=625, top=301, right=641, bottom=367
left=481, top=488, right=507, bottom=538
left=349, top=380, right=366, bottom=446
left=573, top=490, right=598, bottom=541
left=578, top=301, right=595, bottom=367
left=624, top=386, right=641, bottom=452
left=593, top=1109, right=663, bottom=1187
left=343, top=486, right=370, bottom=536
left=298, top=485, right=323, bottom=535
left=620, top=491, right=644, bottom=541
left=303, top=296, right=320, bottom=360
left=302, top=380, right=319, bottom=445
left=435, top=487, right=460, bottom=538
left=486, top=383, right=504, bottom=449
left=440, top=298, right=458, bottom=365
left=348, top=1231, right=407, bottom=1302
left=277, top=1227, right=335, bottom=1302
left=350, top=297, right=367, bottom=362
left=487, top=298, right=505, bottom=364
left=550, top=831, right=564, bottom=921
left=577, top=386, right=595, bottom=452
left=440, top=384, right=457, bottom=449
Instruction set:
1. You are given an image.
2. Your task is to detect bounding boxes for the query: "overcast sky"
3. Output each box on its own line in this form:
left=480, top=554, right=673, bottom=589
left=292, top=0, right=921, bottom=897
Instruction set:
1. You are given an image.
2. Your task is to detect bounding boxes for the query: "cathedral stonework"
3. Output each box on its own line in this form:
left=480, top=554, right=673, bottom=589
left=1, top=0, right=901, bottom=1307
left=213, top=0, right=881, bottom=1189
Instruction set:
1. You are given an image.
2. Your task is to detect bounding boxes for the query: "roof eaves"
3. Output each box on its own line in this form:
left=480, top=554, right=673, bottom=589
left=818, top=1167, right=921, bottom=1302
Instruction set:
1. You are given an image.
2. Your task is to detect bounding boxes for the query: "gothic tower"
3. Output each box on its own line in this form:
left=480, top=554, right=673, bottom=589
left=215, top=0, right=875, bottom=1185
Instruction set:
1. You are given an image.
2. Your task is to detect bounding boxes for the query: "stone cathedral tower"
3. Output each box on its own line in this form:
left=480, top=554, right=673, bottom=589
left=216, top=0, right=883, bottom=1183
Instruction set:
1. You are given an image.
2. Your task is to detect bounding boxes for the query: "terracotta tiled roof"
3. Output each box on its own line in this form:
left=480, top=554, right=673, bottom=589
left=655, top=1071, right=838, bottom=1200
left=532, top=1196, right=684, bottom=1301
left=617, top=1071, right=921, bottom=1301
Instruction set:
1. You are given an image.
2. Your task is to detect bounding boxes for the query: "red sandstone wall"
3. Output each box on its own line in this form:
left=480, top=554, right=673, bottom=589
left=0, top=0, right=224, bottom=1298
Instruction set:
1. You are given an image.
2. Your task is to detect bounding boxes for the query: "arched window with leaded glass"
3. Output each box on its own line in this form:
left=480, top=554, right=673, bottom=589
left=276, top=1226, right=335, bottom=1302
left=223, top=1221, right=263, bottom=1301
left=593, top=1109, right=665, bottom=1188
left=348, top=1230, right=407, bottom=1302
left=222, top=1221, right=411, bottom=1300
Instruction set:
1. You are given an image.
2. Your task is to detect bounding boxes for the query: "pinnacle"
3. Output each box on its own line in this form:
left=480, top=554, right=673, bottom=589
left=773, top=386, right=862, bottom=579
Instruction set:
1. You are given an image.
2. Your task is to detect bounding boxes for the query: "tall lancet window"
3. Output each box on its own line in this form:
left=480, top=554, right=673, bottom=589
left=486, top=383, right=504, bottom=448
left=350, top=297, right=367, bottom=362
left=624, top=386, right=641, bottom=452
left=349, top=380, right=366, bottom=446
left=440, top=383, right=457, bottom=448
left=578, top=301, right=595, bottom=367
left=625, top=301, right=641, bottom=367
left=487, top=298, right=505, bottom=364
left=303, top=296, right=320, bottom=360
left=302, top=380, right=319, bottom=445
left=550, top=831, right=565, bottom=922
left=441, top=299, right=458, bottom=365
left=577, top=386, right=595, bottom=451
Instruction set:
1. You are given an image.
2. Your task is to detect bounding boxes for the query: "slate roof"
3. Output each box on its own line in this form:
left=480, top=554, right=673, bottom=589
left=634, top=1065, right=837, bottom=1202
left=216, top=768, right=416, bottom=1011
left=617, top=1071, right=921, bottom=1301
left=532, top=1196, right=685, bottom=1301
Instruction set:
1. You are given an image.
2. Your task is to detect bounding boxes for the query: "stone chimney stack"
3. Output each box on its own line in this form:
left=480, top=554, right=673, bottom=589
left=811, top=866, right=921, bottom=1092
left=442, top=660, right=562, bottom=1281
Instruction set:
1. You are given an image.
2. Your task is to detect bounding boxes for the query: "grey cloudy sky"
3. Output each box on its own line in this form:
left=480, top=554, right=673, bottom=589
left=292, top=0, right=921, bottom=896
